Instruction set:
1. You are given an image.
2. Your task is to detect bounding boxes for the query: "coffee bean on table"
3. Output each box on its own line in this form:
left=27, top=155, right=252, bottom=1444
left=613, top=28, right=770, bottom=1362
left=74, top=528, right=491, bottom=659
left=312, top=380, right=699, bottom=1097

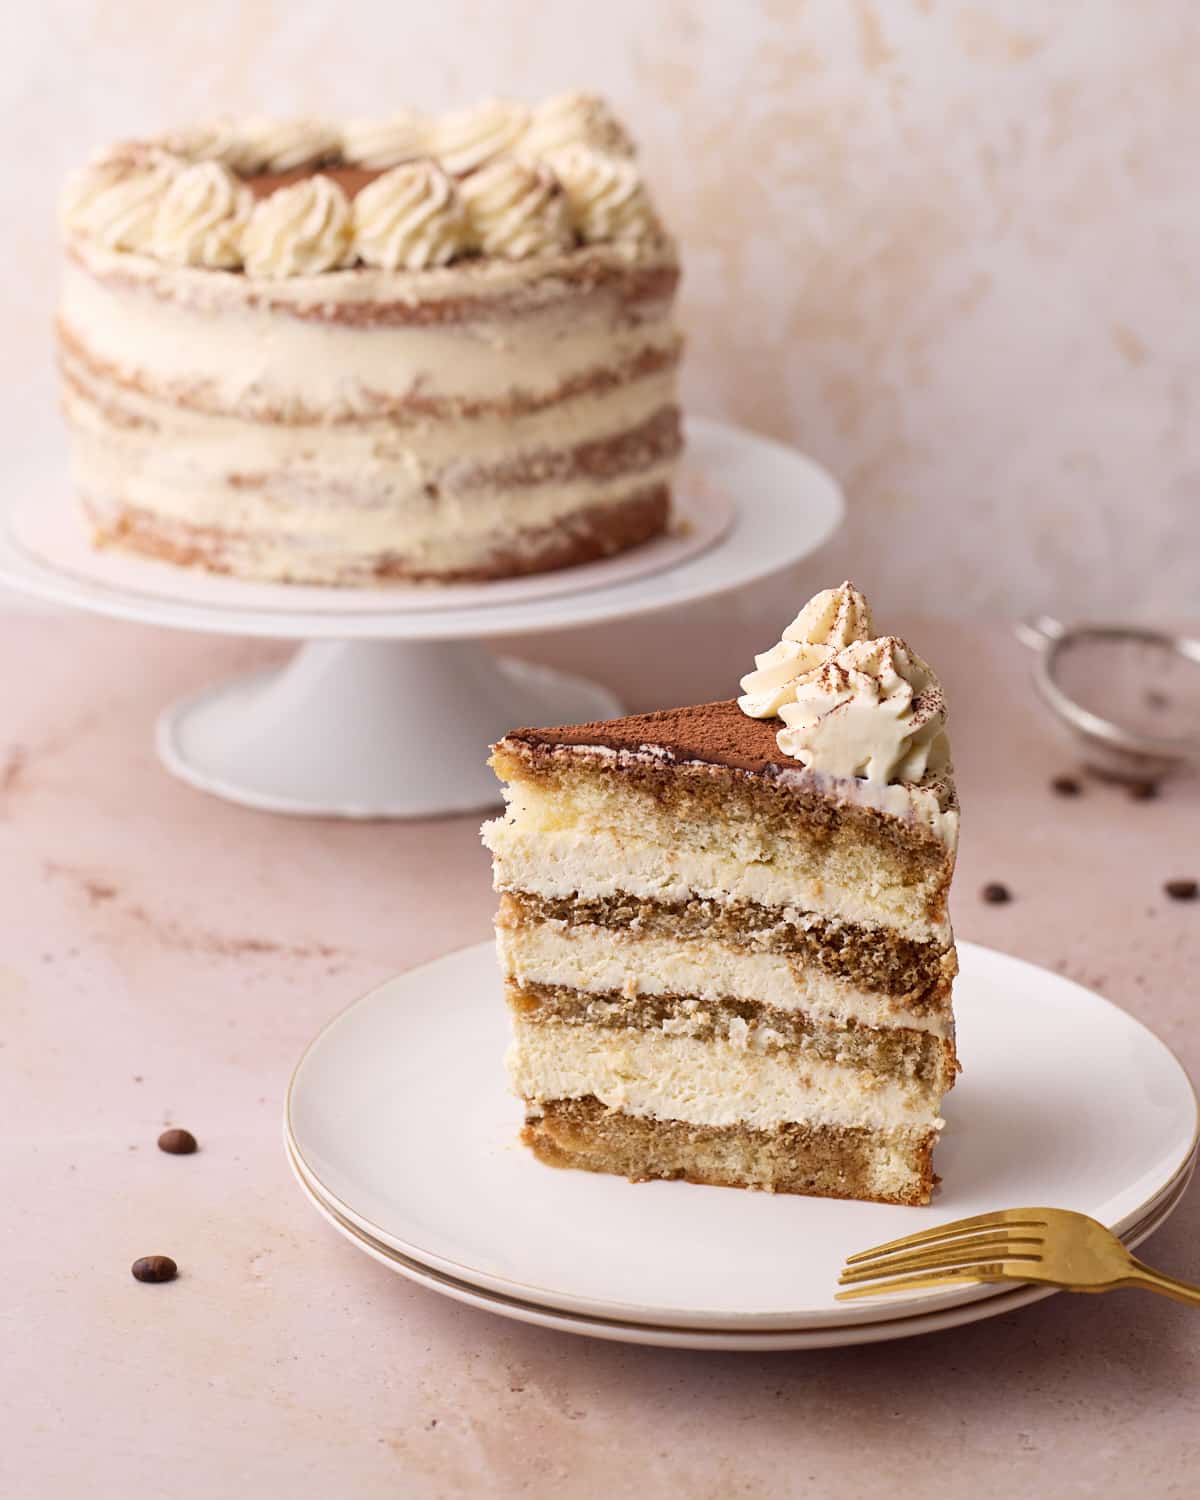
left=131, top=1255, right=177, bottom=1283
left=1164, top=879, right=1198, bottom=902
left=1051, top=776, right=1082, bottom=797
left=157, top=1128, right=198, bottom=1155
left=1129, top=780, right=1159, bottom=801
left=981, top=882, right=1012, bottom=904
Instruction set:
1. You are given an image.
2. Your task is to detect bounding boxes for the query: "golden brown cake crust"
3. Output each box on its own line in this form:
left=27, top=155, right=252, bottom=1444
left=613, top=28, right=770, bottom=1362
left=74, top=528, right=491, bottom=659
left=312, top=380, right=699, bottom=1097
left=523, top=1097, right=938, bottom=1206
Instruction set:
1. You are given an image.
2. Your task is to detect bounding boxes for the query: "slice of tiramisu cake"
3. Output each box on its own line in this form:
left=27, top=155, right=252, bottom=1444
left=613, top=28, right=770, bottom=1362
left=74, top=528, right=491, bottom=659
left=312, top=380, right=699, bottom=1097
left=483, top=583, right=960, bottom=1205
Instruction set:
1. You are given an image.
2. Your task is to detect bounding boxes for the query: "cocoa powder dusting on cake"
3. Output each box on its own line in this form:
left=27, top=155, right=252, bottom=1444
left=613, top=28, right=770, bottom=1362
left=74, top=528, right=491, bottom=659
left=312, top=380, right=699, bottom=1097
left=508, top=699, right=793, bottom=775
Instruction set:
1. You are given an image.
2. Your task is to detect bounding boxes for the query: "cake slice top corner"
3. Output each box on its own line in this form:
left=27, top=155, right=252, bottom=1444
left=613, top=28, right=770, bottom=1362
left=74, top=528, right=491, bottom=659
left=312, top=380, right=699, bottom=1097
left=492, top=581, right=958, bottom=852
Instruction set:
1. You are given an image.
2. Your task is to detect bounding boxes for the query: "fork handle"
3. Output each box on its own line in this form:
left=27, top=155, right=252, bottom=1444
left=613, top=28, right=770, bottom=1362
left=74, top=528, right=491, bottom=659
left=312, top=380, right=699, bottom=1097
left=1125, top=1259, right=1200, bottom=1306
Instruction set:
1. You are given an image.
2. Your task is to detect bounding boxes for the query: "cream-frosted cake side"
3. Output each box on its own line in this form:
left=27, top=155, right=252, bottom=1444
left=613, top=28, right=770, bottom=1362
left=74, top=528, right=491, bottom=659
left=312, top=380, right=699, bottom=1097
left=56, top=95, right=683, bottom=585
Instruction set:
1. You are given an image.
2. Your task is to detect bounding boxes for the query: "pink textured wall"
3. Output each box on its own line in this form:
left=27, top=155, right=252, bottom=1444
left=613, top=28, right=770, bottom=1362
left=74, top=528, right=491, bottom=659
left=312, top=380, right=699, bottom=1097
left=10, top=1, right=1198, bottom=620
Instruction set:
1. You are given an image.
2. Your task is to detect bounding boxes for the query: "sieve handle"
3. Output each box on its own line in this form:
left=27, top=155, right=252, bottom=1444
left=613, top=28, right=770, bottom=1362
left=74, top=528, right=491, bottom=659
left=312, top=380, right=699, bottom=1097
left=1015, top=615, right=1067, bottom=652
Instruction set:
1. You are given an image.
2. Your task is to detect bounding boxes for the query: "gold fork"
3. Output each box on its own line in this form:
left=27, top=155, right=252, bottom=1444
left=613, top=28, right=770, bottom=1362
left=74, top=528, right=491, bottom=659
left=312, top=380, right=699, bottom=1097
left=836, top=1206, right=1200, bottom=1304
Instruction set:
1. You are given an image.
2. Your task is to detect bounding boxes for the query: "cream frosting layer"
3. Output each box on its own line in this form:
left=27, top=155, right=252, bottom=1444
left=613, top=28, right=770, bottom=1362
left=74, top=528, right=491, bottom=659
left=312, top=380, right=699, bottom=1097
left=58, top=232, right=680, bottom=580
left=484, top=818, right=950, bottom=945
left=61, top=347, right=677, bottom=470
left=68, top=234, right=676, bottom=314
left=62, top=345, right=677, bottom=576
left=508, top=1018, right=944, bottom=1133
left=495, top=923, right=951, bottom=1033
left=59, top=258, right=679, bottom=420
left=71, top=446, right=673, bottom=575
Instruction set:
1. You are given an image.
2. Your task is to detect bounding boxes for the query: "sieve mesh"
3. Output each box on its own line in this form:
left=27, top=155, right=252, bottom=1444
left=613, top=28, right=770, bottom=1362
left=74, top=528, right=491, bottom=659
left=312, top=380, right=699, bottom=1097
left=1050, top=632, right=1200, bottom=747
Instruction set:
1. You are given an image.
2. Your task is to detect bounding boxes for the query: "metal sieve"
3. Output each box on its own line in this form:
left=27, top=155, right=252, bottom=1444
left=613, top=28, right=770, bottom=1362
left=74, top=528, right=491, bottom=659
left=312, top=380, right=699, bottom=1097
left=1016, top=616, right=1200, bottom=781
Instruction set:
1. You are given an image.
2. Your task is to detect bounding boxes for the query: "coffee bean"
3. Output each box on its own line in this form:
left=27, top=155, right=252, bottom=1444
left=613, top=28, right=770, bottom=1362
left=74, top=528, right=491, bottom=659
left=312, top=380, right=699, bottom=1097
left=1129, top=780, right=1159, bottom=801
left=131, top=1255, right=177, bottom=1283
left=981, top=882, right=1011, bottom=904
left=1164, top=879, right=1197, bottom=902
left=1051, top=776, right=1082, bottom=797
left=157, top=1128, right=197, bottom=1155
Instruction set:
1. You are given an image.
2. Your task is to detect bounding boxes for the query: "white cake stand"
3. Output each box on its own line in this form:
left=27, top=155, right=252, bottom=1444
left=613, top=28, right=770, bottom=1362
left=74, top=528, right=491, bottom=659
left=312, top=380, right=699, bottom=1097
left=0, top=417, right=843, bottom=817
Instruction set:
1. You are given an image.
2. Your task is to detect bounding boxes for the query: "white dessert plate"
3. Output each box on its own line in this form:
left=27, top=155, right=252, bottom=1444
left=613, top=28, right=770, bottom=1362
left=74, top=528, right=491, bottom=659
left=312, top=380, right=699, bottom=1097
left=286, top=940, right=1198, bottom=1336
left=288, top=1131, right=1194, bottom=1350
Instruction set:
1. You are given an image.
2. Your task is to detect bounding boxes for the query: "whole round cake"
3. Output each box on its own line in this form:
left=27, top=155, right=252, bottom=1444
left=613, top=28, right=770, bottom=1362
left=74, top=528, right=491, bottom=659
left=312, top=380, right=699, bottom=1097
left=56, top=94, right=683, bottom=585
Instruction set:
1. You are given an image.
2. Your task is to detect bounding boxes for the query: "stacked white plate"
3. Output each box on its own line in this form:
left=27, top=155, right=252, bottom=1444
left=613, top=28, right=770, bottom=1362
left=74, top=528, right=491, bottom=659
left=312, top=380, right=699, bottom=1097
left=286, top=941, right=1197, bottom=1350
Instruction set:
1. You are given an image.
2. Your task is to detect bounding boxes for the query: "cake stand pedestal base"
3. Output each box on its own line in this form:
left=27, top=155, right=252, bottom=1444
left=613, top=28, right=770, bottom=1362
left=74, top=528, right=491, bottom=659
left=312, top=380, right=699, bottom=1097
left=155, top=638, right=623, bottom=819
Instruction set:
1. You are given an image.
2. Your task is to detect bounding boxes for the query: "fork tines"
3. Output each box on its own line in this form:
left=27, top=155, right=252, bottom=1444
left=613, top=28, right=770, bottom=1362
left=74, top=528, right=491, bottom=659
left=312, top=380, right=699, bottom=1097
left=835, top=1209, right=1049, bottom=1301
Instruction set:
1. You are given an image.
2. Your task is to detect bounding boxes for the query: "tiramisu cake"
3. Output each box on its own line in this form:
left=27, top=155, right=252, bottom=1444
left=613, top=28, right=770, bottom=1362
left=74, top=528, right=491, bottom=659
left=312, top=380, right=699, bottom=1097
left=484, top=583, right=960, bottom=1205
left=56, top=94, right=682, bottom=584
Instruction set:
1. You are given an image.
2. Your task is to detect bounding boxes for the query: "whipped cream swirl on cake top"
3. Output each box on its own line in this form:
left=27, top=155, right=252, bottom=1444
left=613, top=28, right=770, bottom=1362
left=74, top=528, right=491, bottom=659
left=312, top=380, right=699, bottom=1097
left=152, top=161, right=252, bottom=269
left=431, top=98, right=531, bottom=176
left=158, top=118, right=246, bottom=165
left=353, top=160, right=468, bottom=270
left=522, top=91, right=636, bottom=159
left=340, top=110, right=430, bottom=169
left=61, top=93, right=672, bottom=276
left=547, top=146, right=660, bottom=246
left=219, top=115, right=341, bottom=174
left=60, top=148, right=180, bottom=253
left=738, top=582, right=949, bottom=785
left=738, top=581, right=874, bottom=717
left=459, top=157, right=573, bottom=259
left=242, top=174, right=355, bottom=277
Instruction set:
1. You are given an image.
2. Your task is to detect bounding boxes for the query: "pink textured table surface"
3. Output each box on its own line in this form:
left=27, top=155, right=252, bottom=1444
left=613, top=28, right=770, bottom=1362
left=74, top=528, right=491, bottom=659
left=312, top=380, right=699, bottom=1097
left=3, top=609, right=1198, bottom=1500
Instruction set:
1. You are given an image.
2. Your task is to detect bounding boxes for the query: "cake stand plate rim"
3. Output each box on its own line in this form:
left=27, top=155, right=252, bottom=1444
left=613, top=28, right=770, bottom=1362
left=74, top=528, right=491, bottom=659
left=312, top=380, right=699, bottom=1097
left=0, top=415, right=843, bottom=641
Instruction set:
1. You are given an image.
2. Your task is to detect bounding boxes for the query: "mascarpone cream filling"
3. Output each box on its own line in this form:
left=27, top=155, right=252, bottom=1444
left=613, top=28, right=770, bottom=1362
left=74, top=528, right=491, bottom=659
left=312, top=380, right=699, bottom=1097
left=72, top=443, right=673, bottom=560
left=485, top=823, right=951, bottom=945
left=60, top=352, right=678, bottom=471
left=508, top=1019, right=944, bottom=1133
left=497, top=923, right=951, bottom=1032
